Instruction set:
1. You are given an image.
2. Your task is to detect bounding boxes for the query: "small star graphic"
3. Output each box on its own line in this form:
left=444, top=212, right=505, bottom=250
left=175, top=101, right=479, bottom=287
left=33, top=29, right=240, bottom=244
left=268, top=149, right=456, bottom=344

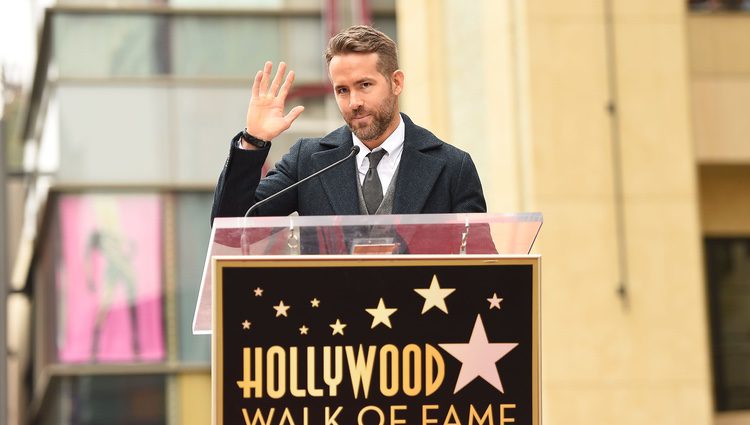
left=273, top=301, right=290, bottom=317
left=310, top=298, right=320, bottom=308
left=241, top=320, right=251, bottom=330
left=253, top=287, right=263, bottom=297
left=439, top=315, right=518, bottom=394
left=414, top=275, right=456, bottom=314
left=330, top=319, right=347, bottom=336
left=487, top=293, right=503, bottom=310
left=365, top=298, right=398, bottom=329
left=299, top=325, right=309, bottom=335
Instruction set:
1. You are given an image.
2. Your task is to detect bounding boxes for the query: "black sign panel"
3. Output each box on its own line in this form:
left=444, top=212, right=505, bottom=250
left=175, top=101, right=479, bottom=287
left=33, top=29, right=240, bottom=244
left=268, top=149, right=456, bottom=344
left=213, top=257, right=539, bottom=425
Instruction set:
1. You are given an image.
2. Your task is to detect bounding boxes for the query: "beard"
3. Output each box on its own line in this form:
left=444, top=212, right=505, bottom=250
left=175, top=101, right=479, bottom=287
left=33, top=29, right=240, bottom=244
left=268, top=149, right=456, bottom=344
left=344, top=94, right=397, bottom=143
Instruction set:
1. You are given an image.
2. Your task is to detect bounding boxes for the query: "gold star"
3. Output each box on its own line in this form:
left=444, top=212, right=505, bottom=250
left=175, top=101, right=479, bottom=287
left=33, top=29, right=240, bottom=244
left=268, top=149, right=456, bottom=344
left=365, top=298, right=398, bottom=329
left=310, top=298, right=320, bottom=308
left=253, top=287, right=263, bottom=297
left=273, top=301, right=290, bottom=317
left=487, top=293, right=503, bottom=310
left=414, top=275, right=455, bottom=314
left=330, top=319, right=347, bottom=336
left=299, top=325, right=309, bottom=335
left=241, top=320, right=251, bottom=330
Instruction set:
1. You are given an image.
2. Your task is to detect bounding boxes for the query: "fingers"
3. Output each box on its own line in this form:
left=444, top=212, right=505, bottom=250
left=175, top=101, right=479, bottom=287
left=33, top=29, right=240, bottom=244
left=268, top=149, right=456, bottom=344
left=251, top=70, right=262, bottom=98
left=256, top=61, right=295, bottom=98
left=278, top=70, right=295, bottom=100
left=258, top=61, right=272, bottom=95
left=284, top=105, right=305, bottom=125
left=269, top=62, right=286, bottom=97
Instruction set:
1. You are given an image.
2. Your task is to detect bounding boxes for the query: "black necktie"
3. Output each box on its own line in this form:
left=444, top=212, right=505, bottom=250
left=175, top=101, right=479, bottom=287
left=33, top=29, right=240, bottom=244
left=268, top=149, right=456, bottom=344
left=363, top=149, right=387, bottom=214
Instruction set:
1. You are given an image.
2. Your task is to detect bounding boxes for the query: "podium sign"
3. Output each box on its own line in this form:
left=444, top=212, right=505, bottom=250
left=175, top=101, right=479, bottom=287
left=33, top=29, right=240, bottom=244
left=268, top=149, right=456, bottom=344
left=213, top=256, right=540, bottom=425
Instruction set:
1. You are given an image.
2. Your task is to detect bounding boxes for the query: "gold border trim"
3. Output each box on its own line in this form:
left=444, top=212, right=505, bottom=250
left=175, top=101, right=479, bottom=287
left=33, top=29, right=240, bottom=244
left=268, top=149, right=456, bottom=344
left=212, top=255, right=541, bottom=425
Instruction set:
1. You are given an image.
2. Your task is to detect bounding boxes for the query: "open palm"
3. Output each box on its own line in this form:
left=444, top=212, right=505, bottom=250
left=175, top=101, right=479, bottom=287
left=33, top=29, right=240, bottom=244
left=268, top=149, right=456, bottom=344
left=246, top=61, right=305, bottom=141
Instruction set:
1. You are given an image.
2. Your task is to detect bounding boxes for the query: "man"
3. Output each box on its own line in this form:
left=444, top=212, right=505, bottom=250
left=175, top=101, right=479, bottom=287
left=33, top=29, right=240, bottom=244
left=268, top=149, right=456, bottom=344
left=211, top=25, right=486, bottom=223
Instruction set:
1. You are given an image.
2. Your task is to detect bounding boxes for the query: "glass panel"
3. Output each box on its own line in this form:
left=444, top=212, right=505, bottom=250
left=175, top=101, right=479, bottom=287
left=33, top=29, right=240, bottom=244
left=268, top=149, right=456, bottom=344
left=170, top=16, right=281, bottom=77
left=42, top=375, right=166, bottom=425
left=56, top=83, right=333, bottom=186
left=175, top=192, right=214, bottom=363
left=58, top=0, right=159, bottom=4
left=194, top=212, right=543, bottom=333
left=53, top=13, right=163, bottom=77
left=372, top=15, right=397, bottom=43
left=285, top=17, right=326, bottom=82
left=370, top=0, right=396, bottom=9
left=172, top=84, right=332, bottom=184
left=285, top=0, right=325, bottom=7
left=706, top=238, right=750, bottom=411
left=169, top=0, right=283, bottom=7
left=56, top=84, right=171, bottom=184
left=54, top=193, right=166, bottom=364
left=171, top=84, right=257, bottom=185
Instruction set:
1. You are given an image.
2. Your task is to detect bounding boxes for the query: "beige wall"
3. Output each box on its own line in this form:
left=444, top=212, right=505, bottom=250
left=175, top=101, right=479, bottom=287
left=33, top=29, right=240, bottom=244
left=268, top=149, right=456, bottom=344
left=689, top=15, right=750, bottom=163
left=177, top=372, right=211, bottom=425
left=397, top=0, right=712, bottom=424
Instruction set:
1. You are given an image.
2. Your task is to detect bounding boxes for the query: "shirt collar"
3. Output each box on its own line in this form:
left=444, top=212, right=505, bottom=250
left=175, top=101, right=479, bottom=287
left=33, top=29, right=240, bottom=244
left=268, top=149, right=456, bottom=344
left=352, top=114, right=405, bottom=167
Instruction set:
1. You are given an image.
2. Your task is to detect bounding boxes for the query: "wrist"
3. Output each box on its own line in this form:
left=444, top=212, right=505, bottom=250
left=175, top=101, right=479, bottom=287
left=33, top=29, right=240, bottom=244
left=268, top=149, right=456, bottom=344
left=240, top=129, right=272, bottom=149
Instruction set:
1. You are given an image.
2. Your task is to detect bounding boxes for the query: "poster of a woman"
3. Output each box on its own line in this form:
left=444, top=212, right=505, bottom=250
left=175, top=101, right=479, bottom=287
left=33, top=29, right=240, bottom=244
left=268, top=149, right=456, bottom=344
left=55, top=194, right=165, bottom=363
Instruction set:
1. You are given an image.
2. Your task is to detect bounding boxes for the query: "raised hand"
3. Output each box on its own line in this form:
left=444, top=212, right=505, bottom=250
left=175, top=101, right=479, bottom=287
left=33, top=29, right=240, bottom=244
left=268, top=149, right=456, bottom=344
left=245, top=61, right=305, bottom=142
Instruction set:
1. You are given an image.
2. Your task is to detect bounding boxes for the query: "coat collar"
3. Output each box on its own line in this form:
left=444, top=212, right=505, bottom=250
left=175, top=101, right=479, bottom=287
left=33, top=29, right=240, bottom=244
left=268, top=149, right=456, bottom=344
left=313, top=113, right=445, bottom=215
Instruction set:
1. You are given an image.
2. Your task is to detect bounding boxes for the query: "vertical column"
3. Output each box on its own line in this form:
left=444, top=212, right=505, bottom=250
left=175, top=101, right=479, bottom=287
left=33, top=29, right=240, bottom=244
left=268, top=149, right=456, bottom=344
left=395, top=0, right=449, bottom=139
left=395, top=0, right=526, bottom=212
left=0, top=71, right=8, bottom=425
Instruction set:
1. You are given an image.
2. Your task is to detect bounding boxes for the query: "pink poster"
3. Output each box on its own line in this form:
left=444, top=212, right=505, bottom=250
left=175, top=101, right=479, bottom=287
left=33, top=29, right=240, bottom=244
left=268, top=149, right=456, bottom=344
left=56, top=194, right=165, bottom=363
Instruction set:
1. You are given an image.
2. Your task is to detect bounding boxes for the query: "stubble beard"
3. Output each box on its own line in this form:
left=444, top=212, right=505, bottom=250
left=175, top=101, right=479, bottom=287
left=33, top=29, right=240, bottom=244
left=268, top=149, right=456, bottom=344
left=346, top=94, right=397, bottom=144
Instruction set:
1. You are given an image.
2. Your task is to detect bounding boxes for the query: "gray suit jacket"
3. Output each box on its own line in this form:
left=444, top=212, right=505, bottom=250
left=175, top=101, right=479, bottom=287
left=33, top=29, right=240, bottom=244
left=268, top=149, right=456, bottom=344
left=211, top=114, right=486, bottom=222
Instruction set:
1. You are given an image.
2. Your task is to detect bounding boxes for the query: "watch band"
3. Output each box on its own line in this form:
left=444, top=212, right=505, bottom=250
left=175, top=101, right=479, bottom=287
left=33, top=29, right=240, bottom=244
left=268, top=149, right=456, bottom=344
left=240, top=129, right=272, bottom=149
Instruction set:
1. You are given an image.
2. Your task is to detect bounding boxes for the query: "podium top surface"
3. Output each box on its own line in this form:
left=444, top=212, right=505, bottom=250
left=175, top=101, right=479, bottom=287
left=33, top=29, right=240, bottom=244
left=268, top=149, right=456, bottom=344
left=193, top=212, right=542, bottom=334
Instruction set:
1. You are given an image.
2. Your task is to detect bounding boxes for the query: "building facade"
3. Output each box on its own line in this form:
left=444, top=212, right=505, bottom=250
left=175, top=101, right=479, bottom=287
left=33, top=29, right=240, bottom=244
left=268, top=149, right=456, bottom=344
left=3, top=0, right=749, bottom=424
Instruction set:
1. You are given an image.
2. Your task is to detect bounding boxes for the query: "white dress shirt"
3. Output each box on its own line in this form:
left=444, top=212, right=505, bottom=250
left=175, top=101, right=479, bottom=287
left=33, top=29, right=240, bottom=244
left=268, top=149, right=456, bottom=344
left=352, top=115, right=405, bottom=196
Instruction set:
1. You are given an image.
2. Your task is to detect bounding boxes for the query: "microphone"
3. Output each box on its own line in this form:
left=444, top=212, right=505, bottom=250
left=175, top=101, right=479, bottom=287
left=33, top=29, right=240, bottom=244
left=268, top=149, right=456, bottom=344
left=243, top=145, right=360, bottom=218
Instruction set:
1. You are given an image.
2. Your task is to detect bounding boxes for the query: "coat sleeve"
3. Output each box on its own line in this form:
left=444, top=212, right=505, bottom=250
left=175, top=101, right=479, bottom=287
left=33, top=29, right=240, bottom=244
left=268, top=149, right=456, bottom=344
left=210, top=133, right=269, bottom=225
left=210, top=134, right=303, bottom=225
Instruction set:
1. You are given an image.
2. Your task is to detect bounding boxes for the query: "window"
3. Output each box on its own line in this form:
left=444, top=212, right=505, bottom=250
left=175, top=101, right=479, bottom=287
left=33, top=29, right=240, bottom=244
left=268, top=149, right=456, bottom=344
left=689, top=0, right=750, bottom=11
left=705, top=238, right=750, bottom=411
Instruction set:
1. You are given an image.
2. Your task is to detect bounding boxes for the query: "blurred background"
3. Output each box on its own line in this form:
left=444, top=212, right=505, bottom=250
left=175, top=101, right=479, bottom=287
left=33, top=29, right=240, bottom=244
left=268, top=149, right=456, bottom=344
left=0, top=0, right=748, bottom=424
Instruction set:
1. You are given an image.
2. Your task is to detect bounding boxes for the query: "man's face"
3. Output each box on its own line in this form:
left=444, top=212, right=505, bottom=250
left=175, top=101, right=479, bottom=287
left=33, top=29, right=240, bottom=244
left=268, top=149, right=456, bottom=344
left=328, top=52, right=403, bottom=146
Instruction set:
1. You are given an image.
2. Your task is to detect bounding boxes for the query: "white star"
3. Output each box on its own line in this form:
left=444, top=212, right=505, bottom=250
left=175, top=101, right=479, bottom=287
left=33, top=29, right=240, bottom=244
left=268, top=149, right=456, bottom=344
left=310, top=298, right=320, bottom=308
left=439, top=315, right=518, bottom=394
left=273, top=301, right=290, bottom=317
left=330, top=319, right=347, bottom=336
left=487, top=293, right=503, bottom=310
left=365, top=298, right=398, bottom=329
left=414, top=275, right=455, bottom=314
left=253, top=287, right=263, bottom=297
left=241, top=320, right=251, bottom=330
left=299, top=325, right=309, bottom=335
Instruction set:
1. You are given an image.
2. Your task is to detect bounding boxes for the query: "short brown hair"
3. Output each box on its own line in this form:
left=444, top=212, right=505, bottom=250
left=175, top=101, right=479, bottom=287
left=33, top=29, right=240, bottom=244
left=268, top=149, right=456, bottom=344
left=325, top=25, right=399, bottom=79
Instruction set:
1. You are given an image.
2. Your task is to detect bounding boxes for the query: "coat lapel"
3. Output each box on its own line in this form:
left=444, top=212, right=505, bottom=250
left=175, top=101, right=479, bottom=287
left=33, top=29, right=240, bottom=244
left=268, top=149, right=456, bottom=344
left=393, top=115, right=445, bottom=214
left=312, top=130, right=360, bottom=215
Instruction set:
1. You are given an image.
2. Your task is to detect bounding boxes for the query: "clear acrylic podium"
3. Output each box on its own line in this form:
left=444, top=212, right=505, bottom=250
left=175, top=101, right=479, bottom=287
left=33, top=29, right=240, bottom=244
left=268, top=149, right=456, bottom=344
left=193, top=212, right=542, bottom=334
